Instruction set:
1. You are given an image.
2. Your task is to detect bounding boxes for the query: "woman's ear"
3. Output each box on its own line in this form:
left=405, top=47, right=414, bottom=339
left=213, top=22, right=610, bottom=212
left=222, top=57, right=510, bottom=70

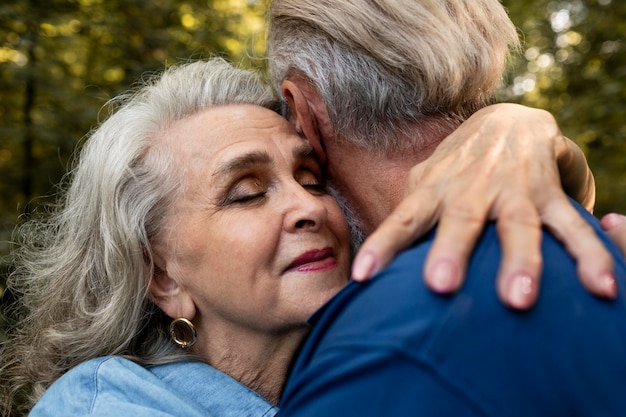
left=149, top=254, right=196, bottom=320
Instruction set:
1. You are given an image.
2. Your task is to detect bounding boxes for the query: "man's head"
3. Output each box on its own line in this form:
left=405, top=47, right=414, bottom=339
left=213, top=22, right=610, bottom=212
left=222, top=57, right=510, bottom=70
left=268, top=0, right=519, bottom=151
left=267, top=0, right=520, bottom=238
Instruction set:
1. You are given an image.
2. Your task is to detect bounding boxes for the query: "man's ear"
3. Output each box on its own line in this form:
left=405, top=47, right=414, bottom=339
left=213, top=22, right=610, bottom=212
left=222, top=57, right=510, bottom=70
left=149, top=254, right=196, bottom=321
left=281, top=78, right=332, bottom=165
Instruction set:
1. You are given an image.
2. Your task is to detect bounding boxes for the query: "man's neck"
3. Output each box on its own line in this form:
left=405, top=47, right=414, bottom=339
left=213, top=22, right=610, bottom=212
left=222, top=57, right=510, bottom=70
left=325, top=139, right=439, bottom=235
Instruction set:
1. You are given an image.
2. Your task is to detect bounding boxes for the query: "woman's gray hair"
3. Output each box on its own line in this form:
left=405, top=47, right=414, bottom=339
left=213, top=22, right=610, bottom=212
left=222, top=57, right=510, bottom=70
left=0, top=58, right=278, bottom=416
left=268, top=0, right=521, bottom=152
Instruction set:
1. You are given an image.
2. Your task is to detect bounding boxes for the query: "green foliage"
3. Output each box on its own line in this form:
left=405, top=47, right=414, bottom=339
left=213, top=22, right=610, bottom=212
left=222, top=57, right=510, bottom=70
left=500, top=0, right=626, bottom=217
left=0, top=0, right=269, bottom=335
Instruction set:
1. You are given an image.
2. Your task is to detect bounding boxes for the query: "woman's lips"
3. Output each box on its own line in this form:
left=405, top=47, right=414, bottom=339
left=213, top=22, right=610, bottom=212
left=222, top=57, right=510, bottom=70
left=286, top=247, right=337, bottom=273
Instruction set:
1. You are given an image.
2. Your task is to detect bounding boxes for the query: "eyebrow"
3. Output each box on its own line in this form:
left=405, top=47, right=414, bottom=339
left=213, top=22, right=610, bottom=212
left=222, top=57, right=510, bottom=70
left=292, top=143, right=316, bottom=161
left=212, top=143, right=317, bottom=178
left=213, top=151, right=272, bottom=179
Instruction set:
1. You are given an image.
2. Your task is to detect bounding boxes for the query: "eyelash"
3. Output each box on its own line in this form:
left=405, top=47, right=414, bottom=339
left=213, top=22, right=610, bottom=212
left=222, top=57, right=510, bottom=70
left=230, top=192, right=266, bottom=205
left=224, top=169, right=325, bottom=206
left=302, top=181, right=326, bottom=194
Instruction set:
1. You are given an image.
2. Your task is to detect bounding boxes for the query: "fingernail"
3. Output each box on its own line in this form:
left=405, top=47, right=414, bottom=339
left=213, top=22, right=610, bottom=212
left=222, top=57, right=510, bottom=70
left=352, top=252, right=378, bottom=281
left=428, top=259, right=459, bottom=293
left=600, top=272, right=617, bottom=299
left=507, top=272, right=536, bottom=310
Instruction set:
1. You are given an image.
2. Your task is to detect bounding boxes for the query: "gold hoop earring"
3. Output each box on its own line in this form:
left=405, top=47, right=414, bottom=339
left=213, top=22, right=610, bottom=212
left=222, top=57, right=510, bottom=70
left=170, top=318, right=197, bottom=349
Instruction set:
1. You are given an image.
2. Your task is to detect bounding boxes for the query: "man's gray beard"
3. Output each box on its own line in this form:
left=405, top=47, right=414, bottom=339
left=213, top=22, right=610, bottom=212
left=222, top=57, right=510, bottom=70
left=326, top=184, right=366, bottom=259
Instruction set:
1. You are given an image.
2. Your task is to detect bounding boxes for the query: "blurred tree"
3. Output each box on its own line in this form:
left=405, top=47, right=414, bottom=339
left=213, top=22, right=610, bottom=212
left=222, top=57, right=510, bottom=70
left=0, top=0, right=268, bottom=339
left=501, top=0, right=626, bottom=217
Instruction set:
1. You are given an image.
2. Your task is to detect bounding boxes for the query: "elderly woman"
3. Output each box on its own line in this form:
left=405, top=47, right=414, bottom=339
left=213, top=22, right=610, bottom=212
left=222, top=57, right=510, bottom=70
left=1, top=59, right=350, bottom=416
left=0, top=56, right=621, bottom=416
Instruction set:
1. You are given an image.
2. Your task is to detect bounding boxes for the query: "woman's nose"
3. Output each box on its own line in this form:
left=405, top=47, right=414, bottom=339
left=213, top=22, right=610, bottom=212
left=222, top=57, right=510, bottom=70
left=283, top=183, right=328, bottom=233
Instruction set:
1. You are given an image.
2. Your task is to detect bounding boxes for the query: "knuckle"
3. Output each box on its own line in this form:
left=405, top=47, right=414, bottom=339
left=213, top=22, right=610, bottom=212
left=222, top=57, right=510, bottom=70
left=388, top=208, right=417, bottom=228
left=499, top=237, right=543, bottom=273
left=540, top=198, right=579, bottom=225
left=443, top=201, right=485, bottom=226
left=524, top=251, right=543, bottom=273
left=556, top=213, right=594, bottom=242
left=496, top=201, right=541, bottom=232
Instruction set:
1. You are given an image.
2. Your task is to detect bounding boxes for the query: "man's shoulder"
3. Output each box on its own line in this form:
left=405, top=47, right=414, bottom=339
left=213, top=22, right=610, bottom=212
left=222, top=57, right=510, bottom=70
left=308, top=202, right=626, bottom=354
left=309, top=223, right=501, bottom=325
left=284, top=202, right=626, bottom=416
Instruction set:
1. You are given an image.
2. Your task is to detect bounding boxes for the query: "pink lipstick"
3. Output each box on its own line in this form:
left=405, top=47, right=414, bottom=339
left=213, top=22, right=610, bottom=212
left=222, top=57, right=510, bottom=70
left=286, top=248, right=337, bottom=273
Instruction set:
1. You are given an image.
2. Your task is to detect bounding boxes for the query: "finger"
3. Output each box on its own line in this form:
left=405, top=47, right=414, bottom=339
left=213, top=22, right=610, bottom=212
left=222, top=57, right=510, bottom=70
left=493, top=197, right=543, bottom=310
left=600, top=213, right=626, bottom=231
left=352, top=190, right=439, bottom=281
left=423, top=194, right=490, bottom=293
left=602, top=215, right=626, bottom=258
left=542, top=199, right=617, bottom=299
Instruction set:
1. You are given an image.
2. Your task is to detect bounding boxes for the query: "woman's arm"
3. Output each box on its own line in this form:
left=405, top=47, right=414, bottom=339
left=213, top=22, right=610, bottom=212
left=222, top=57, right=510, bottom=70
left=352, top=103, right=616, bottom=309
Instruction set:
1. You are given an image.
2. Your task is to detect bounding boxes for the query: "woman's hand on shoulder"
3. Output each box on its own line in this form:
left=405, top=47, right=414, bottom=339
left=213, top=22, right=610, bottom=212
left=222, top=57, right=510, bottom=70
left=351, top=103, right=616, bottom=310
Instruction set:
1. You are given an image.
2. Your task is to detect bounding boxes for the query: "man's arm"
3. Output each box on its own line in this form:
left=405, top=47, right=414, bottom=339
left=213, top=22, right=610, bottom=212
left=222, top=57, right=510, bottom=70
left=351, top=103, right=616, bottom=309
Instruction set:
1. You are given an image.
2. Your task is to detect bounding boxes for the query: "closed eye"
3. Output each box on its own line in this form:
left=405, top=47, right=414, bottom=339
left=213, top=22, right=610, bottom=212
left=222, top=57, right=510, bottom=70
left=230, top=192, right=267, bottom=204
left=220, top=176, right=268, bottom=206
left=297, top=170, right=327, bottom=196
left=302, top=182, right=326, bottom=195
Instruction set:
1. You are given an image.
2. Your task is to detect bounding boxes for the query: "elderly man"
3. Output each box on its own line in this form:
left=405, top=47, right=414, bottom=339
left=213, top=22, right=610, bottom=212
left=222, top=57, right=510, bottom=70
left=267, top=0, right=626, bottom=415
left=266, top=1, right=619, bottom=310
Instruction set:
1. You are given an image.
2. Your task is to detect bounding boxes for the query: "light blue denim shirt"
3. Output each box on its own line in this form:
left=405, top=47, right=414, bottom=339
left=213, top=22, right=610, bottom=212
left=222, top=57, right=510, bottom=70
left=30, top=356, right=278, bottom=417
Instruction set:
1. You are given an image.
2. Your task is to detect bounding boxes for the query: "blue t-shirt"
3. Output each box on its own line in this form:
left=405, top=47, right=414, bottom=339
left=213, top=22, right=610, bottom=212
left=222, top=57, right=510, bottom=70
left=30, top=356, right=278, bottom=417
left=278, top=202, right=626, bottom=416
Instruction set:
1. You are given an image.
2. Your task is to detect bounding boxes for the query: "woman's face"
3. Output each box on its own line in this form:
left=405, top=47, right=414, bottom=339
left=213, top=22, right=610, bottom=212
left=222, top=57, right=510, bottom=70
left=152, top=104, right=350, bottom=337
